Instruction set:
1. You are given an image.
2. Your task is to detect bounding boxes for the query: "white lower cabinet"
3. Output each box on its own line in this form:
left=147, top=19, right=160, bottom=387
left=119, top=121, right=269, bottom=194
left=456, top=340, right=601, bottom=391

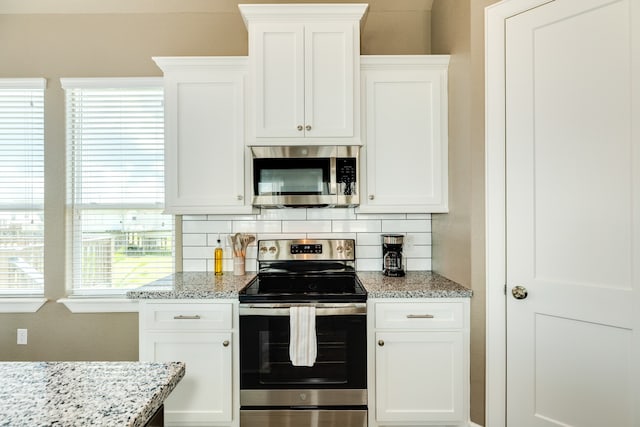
left=369, top=299, right=470, bottom=427
left=139, top=301, right=237, bottom=427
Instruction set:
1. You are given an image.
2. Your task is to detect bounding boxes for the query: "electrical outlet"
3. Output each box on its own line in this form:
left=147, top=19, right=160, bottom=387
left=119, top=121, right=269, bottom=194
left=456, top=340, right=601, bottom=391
left=17, top=329, right=27, bottom=345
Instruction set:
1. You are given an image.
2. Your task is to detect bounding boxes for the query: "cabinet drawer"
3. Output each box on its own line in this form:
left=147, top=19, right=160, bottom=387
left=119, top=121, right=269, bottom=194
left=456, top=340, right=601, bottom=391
left=375, top=302, right=463, bottom=330
left=142, top=302, right=233, bottom=331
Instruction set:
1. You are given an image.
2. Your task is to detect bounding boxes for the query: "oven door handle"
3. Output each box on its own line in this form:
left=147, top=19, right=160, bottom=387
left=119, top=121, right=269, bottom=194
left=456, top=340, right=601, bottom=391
left=239, top=303, right=366, bottom=316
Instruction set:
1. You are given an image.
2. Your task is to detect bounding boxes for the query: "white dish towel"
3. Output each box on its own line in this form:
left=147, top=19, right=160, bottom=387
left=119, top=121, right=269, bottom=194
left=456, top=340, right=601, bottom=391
left=289, top=306, right=317, bottom=367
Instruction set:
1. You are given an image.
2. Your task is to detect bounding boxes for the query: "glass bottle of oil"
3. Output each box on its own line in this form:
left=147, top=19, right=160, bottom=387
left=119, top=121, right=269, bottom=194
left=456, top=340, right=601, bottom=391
left=214, top=238, right=223, bottom=275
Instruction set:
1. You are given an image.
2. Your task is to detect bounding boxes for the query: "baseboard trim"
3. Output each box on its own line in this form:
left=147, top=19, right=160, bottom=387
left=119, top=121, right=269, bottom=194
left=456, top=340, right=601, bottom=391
left=470, top=422, right=483, bottom=427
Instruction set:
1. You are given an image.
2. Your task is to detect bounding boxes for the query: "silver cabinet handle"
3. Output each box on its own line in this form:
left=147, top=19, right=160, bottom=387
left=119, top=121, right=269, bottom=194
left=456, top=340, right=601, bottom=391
left=297, top=125, right=303, bottom=131
left=223, top=340, right=230, bottom=347
left=237, top=194, right=243, bottom=200
left=173, top=315, right=201, bottom=320
left=369, top=195, right=374, bottom=200
left=377, top=340, right=384, bottom=347
left=407, top=314, right=435, bottom=319
left=305, top=125, right=312, bottom=131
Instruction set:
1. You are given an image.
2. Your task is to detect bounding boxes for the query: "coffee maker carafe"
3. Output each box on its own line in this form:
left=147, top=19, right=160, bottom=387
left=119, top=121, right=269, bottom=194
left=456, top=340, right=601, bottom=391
left=382, top=234, right=405, bottom=277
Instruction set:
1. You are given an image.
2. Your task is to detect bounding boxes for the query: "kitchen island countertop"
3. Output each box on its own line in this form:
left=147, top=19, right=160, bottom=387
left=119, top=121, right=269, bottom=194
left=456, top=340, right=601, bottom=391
left=127, top=271, right=471, bottom=299
left=0, top=361, right=185, bottom=427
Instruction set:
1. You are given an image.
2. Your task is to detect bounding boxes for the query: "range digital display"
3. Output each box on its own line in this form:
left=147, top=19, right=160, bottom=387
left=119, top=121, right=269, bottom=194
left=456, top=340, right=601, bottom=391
left=290, top=244, right=323, bottom=254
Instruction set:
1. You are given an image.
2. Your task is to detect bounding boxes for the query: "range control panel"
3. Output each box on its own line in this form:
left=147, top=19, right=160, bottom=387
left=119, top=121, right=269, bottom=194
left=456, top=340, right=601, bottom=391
left=290, top=243, right=323, bottom=254
left=257, top=239, right=355, bottom=261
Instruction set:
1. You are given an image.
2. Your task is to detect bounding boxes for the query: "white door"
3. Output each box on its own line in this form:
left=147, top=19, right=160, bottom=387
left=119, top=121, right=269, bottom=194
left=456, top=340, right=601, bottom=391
left=505, top=0, right=638, bottom=426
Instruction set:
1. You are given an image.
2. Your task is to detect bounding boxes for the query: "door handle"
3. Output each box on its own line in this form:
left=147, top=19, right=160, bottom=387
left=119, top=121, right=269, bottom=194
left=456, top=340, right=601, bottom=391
left=512, top=286, right=528, bottom=300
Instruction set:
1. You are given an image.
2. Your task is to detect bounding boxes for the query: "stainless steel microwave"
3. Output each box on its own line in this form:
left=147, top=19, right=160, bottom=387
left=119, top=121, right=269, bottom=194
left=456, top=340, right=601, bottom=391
left=251, top=146, right=360, bottom=208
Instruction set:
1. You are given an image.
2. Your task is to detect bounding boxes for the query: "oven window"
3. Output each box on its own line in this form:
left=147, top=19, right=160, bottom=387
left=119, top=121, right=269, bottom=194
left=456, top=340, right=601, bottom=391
left=241, top=315, right=366, bottom=390
left=258, top=328, right=347, bottom=385
left=254, top=159, right=330, bottom=196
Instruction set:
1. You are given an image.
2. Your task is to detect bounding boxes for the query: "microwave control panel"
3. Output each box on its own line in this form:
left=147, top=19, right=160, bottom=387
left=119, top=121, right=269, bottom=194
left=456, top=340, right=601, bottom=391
left=336, top=158, right=357, bottom=195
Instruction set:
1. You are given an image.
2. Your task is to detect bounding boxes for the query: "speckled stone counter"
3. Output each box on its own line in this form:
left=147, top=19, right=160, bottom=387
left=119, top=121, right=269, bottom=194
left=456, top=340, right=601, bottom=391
left=127, top=272, right=256, bottom=299
left=0, top=361, right=185, bottom=427
left=127, top=271, right=470, bottom=300
left=357, top=271, right=472, bottom=298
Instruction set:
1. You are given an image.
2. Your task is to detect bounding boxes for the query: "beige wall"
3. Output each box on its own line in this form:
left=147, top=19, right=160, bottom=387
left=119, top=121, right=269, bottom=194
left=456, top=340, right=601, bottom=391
left=0, top=1, right=433, bottom=360
left=431, top=0, right=500, bottom=425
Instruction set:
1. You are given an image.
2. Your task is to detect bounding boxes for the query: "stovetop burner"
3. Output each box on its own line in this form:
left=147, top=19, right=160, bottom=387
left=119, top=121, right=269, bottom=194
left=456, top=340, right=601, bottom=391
left=239, top=273, right=367, bottom=303
left=238, top=239, right=367, bottom=303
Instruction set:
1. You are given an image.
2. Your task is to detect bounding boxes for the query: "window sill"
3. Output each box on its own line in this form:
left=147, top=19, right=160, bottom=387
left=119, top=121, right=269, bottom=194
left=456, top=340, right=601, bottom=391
left=0, top=298, right=48, bottom=313
left=58, top=298, right=139, bottom=313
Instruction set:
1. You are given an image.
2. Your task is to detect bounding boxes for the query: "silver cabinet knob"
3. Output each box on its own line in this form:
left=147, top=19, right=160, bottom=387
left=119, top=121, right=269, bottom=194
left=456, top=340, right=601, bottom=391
left=512, top=286, right=528, bottom=300
left=236, top=195, right=243, bottom=201
left=305, top=125, right=312, bottom=131
left=377, top=340, right=384, bottom=347
left=369, top=195, right=375, bottom=200
left=223, top=340, right=230, bottom=347
left=297, top=125, right=303, bottom=131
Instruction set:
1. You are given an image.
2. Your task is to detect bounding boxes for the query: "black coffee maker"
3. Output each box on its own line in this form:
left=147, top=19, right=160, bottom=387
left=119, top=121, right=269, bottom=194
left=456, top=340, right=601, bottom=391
left=382, top=234, right=405, bottom=277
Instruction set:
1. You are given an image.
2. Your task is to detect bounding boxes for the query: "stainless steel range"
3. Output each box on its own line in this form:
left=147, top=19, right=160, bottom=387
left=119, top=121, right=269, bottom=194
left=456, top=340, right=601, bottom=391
left=239, top=239, right=367, bottom=427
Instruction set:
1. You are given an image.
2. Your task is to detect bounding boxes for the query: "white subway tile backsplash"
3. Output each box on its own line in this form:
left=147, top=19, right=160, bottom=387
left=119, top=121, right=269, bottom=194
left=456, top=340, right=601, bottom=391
left=407, top=258, right=432, bottom=271
left=181, top=212, right=432, bottom=273
left=356, top=233, right=385, bottom=246
left=183, top=220, right=232, bottom=234
left=307, top=232, right=357, bottom=240
left=356, top=258, right=383, bottom=271
left=283, top=220, right=332, bottom=233
left=257, top=209, right=307, bottom=221
left=403, top=244, right=432, bottom=258
left=355, top=212, right=406, bottom=220
left=381, top=219, right=431, bottom=233
left=307, top=208, right=356, bottom=220
left=183, top=259, right=207, bottom=272
left=233, top=220, right=281, bottom=233
left=332, top=220, right=381, bottom=233
left=406, top=213, right=432, bottom=220
left=356, top=245, right=382, bottom=258
left=183, top=246, right=214, bottom=259
left=182, top=233, right=207, bottom=246
left=407, top=232, right=432, bottom=245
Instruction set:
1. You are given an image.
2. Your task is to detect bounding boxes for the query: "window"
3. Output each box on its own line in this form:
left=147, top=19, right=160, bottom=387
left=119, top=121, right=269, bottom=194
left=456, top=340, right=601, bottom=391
left=0, top=79, right=45, bottom=295
left=62, top=78, right=173, bottom=295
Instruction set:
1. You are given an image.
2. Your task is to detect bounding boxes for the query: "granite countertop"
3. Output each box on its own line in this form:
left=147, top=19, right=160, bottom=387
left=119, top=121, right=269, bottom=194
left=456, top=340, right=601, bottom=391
left=126, top=272, right=256, bottom=299
left=127, top=271, right=471, bottom=299
left=357, top=271, right=472, bottom=298
left=0, top=361, right=185, bottom=427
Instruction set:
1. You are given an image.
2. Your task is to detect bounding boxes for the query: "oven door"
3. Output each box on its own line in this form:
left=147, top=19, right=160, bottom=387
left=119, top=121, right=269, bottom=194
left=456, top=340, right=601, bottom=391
left=239, top=303, right=367, bottom=407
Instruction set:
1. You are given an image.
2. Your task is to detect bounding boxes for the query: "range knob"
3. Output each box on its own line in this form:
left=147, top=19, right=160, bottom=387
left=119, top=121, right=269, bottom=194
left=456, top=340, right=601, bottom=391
left=268, top=246, right=277, bottom=254
left=336, top=246, right=343, bottom=253
left=259, top=246, right=268, bottom=254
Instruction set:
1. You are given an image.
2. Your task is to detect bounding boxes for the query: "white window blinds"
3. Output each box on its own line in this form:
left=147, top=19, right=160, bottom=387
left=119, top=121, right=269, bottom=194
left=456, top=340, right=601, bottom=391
left=62, top=78, right=173, bottom=294
left=0, top=78, right=45, bottom=295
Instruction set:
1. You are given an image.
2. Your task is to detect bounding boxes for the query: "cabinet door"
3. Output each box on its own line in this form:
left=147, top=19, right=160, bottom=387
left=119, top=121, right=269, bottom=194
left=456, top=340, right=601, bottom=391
left=360, top=64, right=448, bottom=213
left=140, top=331, right=233, bottom=425
left=161, top=60, right=249, bottom=214
left=251, top=22, right=356, bottom=140
left=304, top=23, right=355, bottom=138
left=375, top=331, right=464, bottom=423
left=253, top=23, right=305, bottom=138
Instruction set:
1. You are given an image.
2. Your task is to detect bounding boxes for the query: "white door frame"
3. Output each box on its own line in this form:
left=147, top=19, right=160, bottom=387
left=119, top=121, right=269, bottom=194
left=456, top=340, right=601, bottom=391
left=485, top=1, right=640, bottom=427
left=485, top=2, right=553, bottom=425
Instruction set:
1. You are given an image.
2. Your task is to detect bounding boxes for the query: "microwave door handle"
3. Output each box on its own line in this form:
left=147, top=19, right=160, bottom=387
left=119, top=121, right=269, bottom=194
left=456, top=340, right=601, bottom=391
left=329, top=156, right=337, bottom=195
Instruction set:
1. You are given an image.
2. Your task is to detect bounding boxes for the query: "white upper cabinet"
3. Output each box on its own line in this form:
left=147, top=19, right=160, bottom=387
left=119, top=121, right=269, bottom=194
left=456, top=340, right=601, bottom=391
left=359, top=55, right=449, bottom=213
left=239, top=4, right=367, bottom=145
left=155, top=57, right=253, bottom=214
